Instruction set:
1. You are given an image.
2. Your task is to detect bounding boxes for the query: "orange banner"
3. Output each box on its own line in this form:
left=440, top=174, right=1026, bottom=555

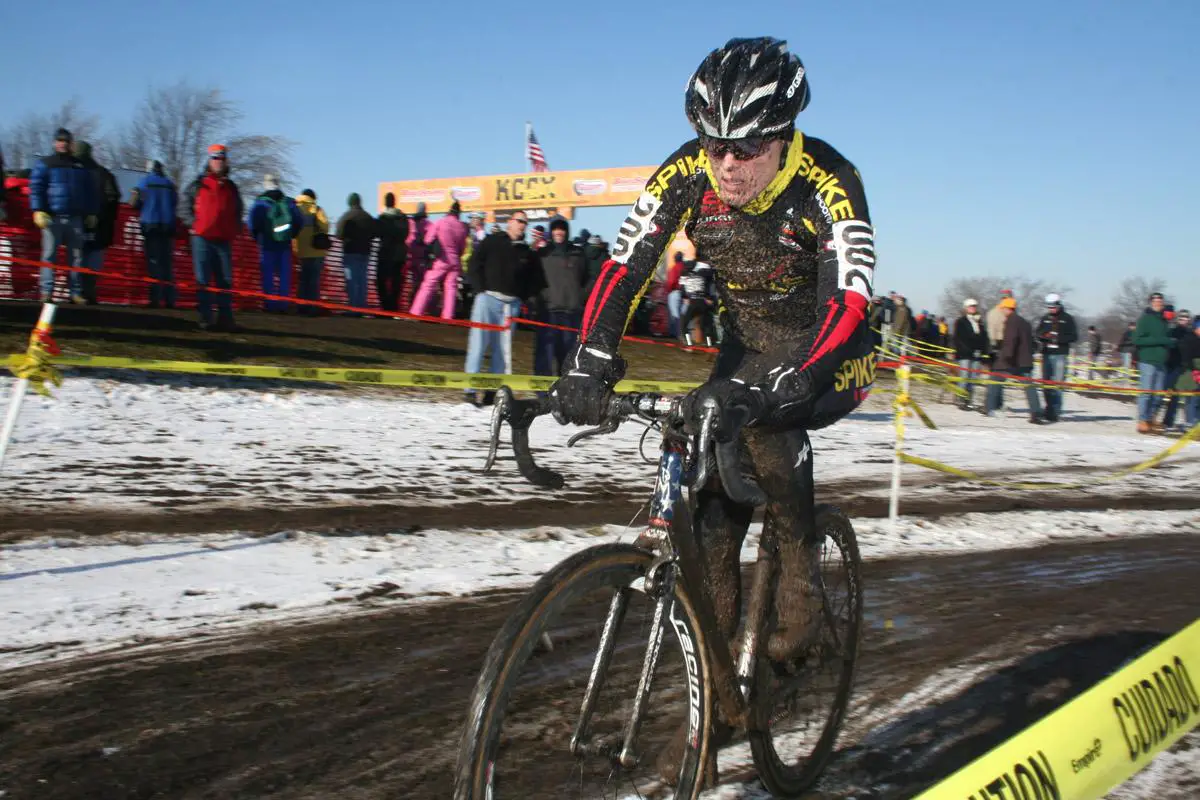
left=378, top=166, right=658, bottom=215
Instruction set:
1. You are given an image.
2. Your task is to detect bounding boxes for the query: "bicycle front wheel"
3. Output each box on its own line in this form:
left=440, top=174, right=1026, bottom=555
left=455, top=543, right=714, bottom=800
left=749, top=505, right=865, bottom=797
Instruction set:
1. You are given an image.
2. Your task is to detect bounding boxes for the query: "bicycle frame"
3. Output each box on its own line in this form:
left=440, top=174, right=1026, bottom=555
left=569, top=422, right=777, bottom=767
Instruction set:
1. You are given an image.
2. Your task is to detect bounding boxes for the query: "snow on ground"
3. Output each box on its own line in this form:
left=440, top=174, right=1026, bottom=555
left=3, top=508, right=1196, bottom=670
left=0, top=375, right=1194, bottom=519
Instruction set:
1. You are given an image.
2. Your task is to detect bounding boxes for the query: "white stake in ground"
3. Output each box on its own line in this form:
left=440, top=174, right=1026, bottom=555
left=888, top=358, right=911, bottom=533
left=0, top=303, right=57, bottom=472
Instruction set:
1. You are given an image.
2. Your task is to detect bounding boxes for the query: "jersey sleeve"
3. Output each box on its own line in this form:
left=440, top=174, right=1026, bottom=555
left=579, top=140, right=704, bottom=352
left=766, top=160, right=876, bottom=407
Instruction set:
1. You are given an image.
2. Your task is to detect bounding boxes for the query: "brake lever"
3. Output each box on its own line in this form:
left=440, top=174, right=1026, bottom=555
left=691, top=404, right=718, bottom=490
left=482, top=387, right=514, bottom=473
left=566, top=419, right=620, bottom=447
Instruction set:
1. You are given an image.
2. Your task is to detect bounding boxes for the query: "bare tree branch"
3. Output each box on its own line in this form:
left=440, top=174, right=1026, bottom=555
left=939, top=275, right=1073, bottom=318
left=1105, top=276, right=1170, bottom=323
left=1, top=98, right=105, bottom=170
left=224, top=134, right=297, bottom=190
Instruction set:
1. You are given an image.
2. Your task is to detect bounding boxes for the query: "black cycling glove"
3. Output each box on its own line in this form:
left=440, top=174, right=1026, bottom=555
left=550, top=342, right=627, bottom=426
left=680, top=378, right=776, bottom=442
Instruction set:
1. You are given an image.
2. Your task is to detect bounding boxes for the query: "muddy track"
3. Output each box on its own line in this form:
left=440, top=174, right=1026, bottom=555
left=1, top=534, right=1196, bottom=799
left=3, top=478, right=1198, bottom=541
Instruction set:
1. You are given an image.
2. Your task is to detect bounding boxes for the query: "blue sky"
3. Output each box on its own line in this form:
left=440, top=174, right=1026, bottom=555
left=4, top=0, right=1197, bottom=314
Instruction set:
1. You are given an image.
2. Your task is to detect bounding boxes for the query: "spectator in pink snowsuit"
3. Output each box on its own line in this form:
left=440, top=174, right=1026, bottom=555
left=410, top=201, right=469, bottom=319
left=403, top=202, right=430, bottom=311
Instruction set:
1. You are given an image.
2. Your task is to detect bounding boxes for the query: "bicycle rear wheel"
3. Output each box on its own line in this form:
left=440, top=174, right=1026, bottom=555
left=749, top=505, right=864, bottom=797
left=455, top=543, right=713, bottom=800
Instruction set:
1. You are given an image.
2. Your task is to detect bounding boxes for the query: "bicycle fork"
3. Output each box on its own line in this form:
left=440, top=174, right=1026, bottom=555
left=570, top=557, right=677, bottom=768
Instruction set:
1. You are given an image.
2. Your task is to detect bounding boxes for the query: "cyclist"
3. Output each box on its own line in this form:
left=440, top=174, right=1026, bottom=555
left=549, top=36, right=876, bottom=776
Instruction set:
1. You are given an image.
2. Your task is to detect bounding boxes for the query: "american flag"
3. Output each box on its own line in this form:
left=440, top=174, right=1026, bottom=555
left=526, top=122, right=548, bottom=172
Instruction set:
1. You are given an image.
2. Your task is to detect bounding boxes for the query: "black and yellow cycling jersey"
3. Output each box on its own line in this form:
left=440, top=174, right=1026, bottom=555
left=580, top=130, right=876, bottom=425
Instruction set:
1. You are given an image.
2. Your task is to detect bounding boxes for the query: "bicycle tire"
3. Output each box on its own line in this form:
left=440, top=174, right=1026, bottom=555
left=749, top=505, right=864, bottom=797
left=454, top=543, right=714, bottom=800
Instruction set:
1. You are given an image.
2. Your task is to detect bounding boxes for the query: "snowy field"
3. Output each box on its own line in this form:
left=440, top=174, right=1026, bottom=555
left=3, top=508, right=1197, bottom=670
left=0, top=374, right=1194, bottom=520
left=1, top=376, right=1197, bottom=798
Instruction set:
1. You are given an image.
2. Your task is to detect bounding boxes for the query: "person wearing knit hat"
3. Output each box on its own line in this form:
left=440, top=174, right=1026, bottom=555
left=293, top=188, right=331, bottom=314
left=987, top=296, right=1045, bottom=424
left=953, top=297, right=989, bottom=410
left=410, top=196, right=468, bottom=319
left=404, top=201, right=431, bottom=310
left=71, top=140, right=120, bottom=304
left=335, top=192, right=377, bottom=312
left=29, top=126, right=98, bottom=302
left=1133, top=292, right=1172, bottom=433
left=131, top=158, right=180, bottom=308
left=533, top=213, right=588, bottom=381
left=182, top=143, right=243, bottom=330
left=248, top=173, right=303, bottom=312
left=1161, top=307, right=1195, bottom=432
left=375, top=191, right=410, bottom=312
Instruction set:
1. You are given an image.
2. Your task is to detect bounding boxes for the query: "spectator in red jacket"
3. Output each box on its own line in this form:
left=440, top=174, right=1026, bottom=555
left=665, top=251, right=686, bottom=338
left=182, top=144, right=243, bottom=331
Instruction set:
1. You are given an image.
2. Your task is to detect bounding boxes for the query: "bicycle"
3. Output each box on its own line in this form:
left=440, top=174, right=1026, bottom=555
left=455, top=387, right=864, bottom=799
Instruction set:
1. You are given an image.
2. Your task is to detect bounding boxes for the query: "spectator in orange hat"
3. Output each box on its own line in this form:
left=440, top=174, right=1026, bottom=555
left=987, top=297, right=1045, bottom=424
left=987, top=288, right=1013, bottom=352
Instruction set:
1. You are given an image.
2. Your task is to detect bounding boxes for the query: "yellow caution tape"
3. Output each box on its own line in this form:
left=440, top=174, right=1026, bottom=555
left=898, top=422, right=1200, bottom=490
left=3, top=354, right=702, bottom=395
left=916, top=618, right=1200, bottom=800
left=6, top=330, right=63, bottom=397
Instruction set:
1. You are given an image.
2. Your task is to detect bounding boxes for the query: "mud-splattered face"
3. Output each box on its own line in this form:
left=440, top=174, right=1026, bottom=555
left=707, top=138, right=786, bottom=208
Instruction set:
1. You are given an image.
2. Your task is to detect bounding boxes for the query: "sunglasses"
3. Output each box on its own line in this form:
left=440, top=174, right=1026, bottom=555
left=702, top=135, right=774, bottom=161
left=209, top=153, right=226, bottom=160
left=511, top=218, right=528, bottom=225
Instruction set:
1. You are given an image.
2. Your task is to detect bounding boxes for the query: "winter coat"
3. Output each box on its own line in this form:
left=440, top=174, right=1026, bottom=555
left=1175, top=334, right=1200, bottom=391
left=425, top=214, right=468, bottom=269
left=2, top=175, right=31, bottom=228
left=79, top=158, right=120, bottom=251
left=953, top=314, right=989, bottom=360
left=248, top=190, right=303, bottom=252
left=29, top=152, right=96, bottom=217
left=583, top=243, right=610, bottom=294
left=1034, top=309, right=1079, bottom=356
left=1117, top=328, right=1135, bottom=354
left=1166, top=325, right=1190, bottom=371
left=467, top=231, right=546, bottom=300
left=891, top=303, right=913, bottom=337
left=538, top=242, right=589, bottom=312
left=996, top=312, right=1035, bottom=371
left=1133, top=308, right=1175, bottom=367
left=1087, top=329, right=1102, bottom=356
left=336, top=206, right=376, bottom=255
left=407, top=215, right=430, bottom=266
left=375, top=208, right=409, bottom=266
left=132, top=172, right=178, bottom=232
left=293, top=195, right=330, bottom=258
left=183, top=170, right=243, bottom=242
left=986, top=303, right=1007, bottom=345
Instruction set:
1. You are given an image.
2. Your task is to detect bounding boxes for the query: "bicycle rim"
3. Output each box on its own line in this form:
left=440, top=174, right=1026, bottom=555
left=455, top=544, right=713, bottom=800
left=749, top=506, right=864, bottom=797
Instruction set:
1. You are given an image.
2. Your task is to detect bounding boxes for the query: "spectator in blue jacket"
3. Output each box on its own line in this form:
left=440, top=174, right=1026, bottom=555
left=29, top=128, right=97, bottom=303
left=247, top=174, right=302, bottom=312
left=130, top=160, right=179, bottom=308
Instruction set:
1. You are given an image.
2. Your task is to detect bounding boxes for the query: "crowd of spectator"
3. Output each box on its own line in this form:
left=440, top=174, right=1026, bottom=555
left=3, top=131, right=1197, bottom=424
left=877, top=287, right=1197, bottom=434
